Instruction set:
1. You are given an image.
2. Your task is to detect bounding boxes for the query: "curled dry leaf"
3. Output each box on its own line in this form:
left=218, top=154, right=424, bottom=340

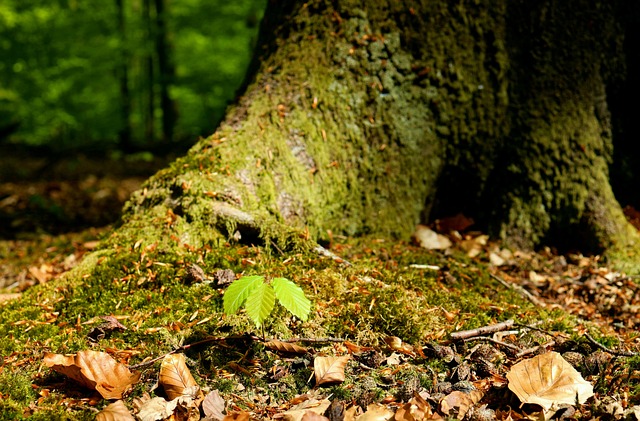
left=394, top=392, right=432, bottom=420
left=202, top=389, right=226, bottom=421
left=357, top=403, right=395, bottom=421
left=282, top=398, right=332, bottom=421
left=96, top=400, right=135, bottom=421
left=159, top=353, right=200, bottom=400
left=506, top=352, right=594, bottom=413
left=439, top=390, right=484, bottom=419
left=43, top=350, right=140, bottom=399
left=136, top=396, right=177, bottom=421
left=300, top=412, right=330, bottom=421
left=314, top=355, right=350, bottom=387
left=264, top=340, right=308, bottom=355
left=413, top=225, right=452, bottom=250
left=222, top=412, right=251, bottom=421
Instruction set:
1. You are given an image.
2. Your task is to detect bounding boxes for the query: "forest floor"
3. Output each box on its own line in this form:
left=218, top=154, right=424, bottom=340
left=3, top=152, right=640, bottom=420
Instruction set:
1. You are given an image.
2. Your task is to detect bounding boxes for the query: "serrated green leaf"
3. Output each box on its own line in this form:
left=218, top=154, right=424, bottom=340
left=223, top=275, right=264, bottom=315
left=272, top=277, right=311, bottom=322
left=245, top=282, right=275, bottom=327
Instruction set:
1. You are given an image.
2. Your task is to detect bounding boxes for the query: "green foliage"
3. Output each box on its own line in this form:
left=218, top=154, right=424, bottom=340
left=0, top=0, right=265, bottom=150
left=223, top=275, right=311, bottom=328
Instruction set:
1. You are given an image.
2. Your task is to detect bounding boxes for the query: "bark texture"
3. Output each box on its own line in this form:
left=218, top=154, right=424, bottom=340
left=118, top=0, right=636, bottom=257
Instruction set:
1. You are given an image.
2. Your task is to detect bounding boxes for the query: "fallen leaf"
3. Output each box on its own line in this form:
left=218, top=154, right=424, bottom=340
left=357, top=403, right=394, bottom=420
left=412, top=225, right=452, bottom=250
left=439, top=390, right=484, bottom=419
left=435, top=213, right=474, bottom=233
left=96, top=400, right=135, bottom=421
left=222, top=412, right=251, bottom=421
left=159, top=353, right=200, bottom=400
left=203, top=390, right=226, bottom=421
left=506, top=352, right=594, bottom=413
left=0, top=293, right=22, bottom=302
left=136, top=396, right=177, bottom=421
left=43, top=350, right=140, bottom=399
left=394, top=392, right=432, bottom=420
left=314, top=356, right=350, bottom=386
left=264, top=340, right=308, bottom=354
left=282, top=398, right=332, bottom=421
left=301, top=412, right=330, bottom=421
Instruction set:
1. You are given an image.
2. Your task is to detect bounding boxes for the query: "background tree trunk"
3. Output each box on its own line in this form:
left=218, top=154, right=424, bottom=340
left=116, top=0, right=132, bottom=152
left=119, top=0, right=638, bottom=261
left=154, top=0, right=177, bottom=143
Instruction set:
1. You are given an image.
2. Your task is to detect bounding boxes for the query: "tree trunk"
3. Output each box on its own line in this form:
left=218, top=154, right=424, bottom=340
left=116, top=0, right=132, bottom=152
left=153, top=0, right=177, bottom=143
left=117, top=0, right=637, bottom=262
left=144, top=0, right=156, bottom=144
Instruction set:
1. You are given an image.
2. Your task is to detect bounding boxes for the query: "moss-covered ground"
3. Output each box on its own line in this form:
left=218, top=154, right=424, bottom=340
left=3, top=224, right=634, bottom=419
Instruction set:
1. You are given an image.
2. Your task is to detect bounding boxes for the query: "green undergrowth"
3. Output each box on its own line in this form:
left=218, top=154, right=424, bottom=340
left=0, top=235, right=569, bottom=418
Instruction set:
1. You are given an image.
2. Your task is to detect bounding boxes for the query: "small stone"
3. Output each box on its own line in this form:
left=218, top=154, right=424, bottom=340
left=186, top=263, right=206, bottom=283
left=562, top=351, right=585, bottom=369
left=213, top=269, right=235, bottom=287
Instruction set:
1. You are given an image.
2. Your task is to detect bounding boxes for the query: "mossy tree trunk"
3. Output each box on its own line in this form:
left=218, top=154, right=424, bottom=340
left=118, top=0, right=637, bottom=259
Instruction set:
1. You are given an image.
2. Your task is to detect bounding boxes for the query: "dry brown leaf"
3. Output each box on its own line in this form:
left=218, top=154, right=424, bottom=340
left=43, top=350, right=140, bottom=399
left=314, top=355, right=350, bottom=386
left=344, top=405, right=362, bottom=421
left=357, top=403, right=395, bottom=420
left=506, top=352, right=594, bottom=413
left=282, top=398, right=332, bottom=421
left=412, top=225, right=452, bottom=250
left=222, top=412, right=251, bottom=421
left=394, top=392, right=432, bottom=420
left=264, top=340, right=308, bottom=355
left=96, top=400, right=135, bottom=421
left=439, top=390, right=484, bottom=419
left=203, top=389, right=226, bottom=421
left=159, top=353, right=199, bottom=400
left=301, top=412, right=330, bottom=421
left=383, top=337, right=415, bottom=356
left=137, top=396, right=176, bottom=421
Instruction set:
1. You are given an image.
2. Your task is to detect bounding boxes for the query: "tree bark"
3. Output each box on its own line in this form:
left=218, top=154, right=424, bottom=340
left=115, top=0, right=132, bottom=152
left=117, top=0, right=638, bottom=261
left=153, top=0, right=177, bottom=143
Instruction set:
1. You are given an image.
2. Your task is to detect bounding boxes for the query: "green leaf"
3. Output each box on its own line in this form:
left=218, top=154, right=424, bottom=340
left=272, top=277, right=311, bottom=322
left=223, top=275, right=264, bottom=315
left=245, top=282, right=275, bottom=328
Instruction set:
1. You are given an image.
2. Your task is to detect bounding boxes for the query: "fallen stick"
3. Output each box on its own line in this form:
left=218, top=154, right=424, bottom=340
left=451, top=319, right=514, bottom=340
left=584, top=333, right=637, bottom=357
left=490, top=273, right=544, bottom=307
left=461, top=336, right=521, bottom=352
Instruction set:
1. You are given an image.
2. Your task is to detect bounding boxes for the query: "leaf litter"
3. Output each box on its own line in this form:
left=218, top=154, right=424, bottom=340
left=8, top=212, right=640, bottom=419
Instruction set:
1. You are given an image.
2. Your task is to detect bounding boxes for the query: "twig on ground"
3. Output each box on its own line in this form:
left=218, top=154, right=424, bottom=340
left=281, top=337, right=345, bottom=343
left=584, top=333, right=637, bottom=357
left=128, top=334, right=345, bottom=370
left=490, top=273, right=544, bottom=307
left=450, top=319, right=514, bottom=340
left=516, top=340, right=556, bottom=358
left=513, top=322, right=571, bottom=339
left=314, top=244, right=352, bottom=266
left=461, top=336, right=521, bottom=352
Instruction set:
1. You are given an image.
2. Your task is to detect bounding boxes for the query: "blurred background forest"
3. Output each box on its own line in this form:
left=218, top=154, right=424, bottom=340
left=0, top=0, right=265, bottom=236
left=0, top=0, right=265, bottom=154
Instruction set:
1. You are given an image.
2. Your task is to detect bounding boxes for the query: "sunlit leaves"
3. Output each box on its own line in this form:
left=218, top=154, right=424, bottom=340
left=223, top=275, right=264, bottom=315
left=272, top=277, right=311, bottom=322
left=245, top=281, right=276, bottom=327
left=223, top=275, right=311, bottom=328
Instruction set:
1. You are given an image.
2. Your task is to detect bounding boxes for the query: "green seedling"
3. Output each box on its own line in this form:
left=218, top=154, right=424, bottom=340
left=223, top=275, right=311, bottom=328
